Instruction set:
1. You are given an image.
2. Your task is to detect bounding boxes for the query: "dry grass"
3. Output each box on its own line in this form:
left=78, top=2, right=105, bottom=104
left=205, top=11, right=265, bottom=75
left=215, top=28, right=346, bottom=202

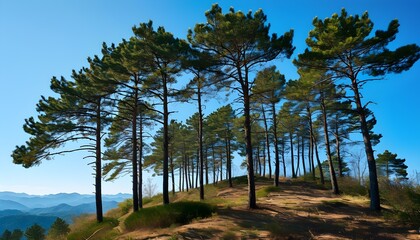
left=69, top=176, right=419, bottom=240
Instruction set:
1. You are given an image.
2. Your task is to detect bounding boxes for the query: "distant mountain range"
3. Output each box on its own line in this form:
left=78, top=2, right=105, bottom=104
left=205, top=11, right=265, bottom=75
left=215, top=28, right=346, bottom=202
left=0, top=191, right=131, bottom=233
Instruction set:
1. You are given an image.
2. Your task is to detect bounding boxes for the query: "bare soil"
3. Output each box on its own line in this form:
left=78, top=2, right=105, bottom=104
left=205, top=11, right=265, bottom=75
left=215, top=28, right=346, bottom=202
left=118, top=181, right=419, bottom=240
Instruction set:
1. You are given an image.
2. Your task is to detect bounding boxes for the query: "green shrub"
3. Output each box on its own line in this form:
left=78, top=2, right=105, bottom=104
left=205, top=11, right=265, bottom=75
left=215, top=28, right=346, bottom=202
left=119, top=199, right=133, bottom=215
left=380, top=179, right=420, bottom=225
left=257, top=186, right=281, bottom=198
left=68, top=217, right=119, bottom=240
left=338, top=177, right=368, bottom=196
left=124, top=201, right=215, bottom=230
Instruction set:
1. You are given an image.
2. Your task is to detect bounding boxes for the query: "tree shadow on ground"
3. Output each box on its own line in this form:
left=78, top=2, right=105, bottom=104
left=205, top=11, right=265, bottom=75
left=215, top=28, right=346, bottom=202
left=218, top=203, right=413, bottom=240
left=178, top=227, right=222, bottom=239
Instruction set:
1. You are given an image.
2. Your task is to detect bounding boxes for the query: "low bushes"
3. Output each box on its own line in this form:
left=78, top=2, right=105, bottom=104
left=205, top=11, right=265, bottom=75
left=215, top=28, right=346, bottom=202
left=124, top=201, right=215, bottom=231
left=67, top=216, right=119, bottom=240
left=256, top=186, right=282, bottom=198
left=379, top=179, right=420, bottom=225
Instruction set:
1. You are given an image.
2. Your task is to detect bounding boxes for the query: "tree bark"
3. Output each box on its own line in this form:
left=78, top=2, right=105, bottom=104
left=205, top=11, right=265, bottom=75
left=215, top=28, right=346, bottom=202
left=290, top=133, right=296, bottom=178
left=138, top=113, right=143, bottom=208
left=351, top=77, right=380, bottom=211
left=95, top=100, right=103, bottom=222
left=262, top=105, right=272, bottom=179
left=198, top=86, right=205, bottom=199
left=320, top=97, right=339, bottom=194
left=272, top=103, right=280, bottom=186
left=314, top=138, right=325, bottom=185
left=302, top=137, right=306, bottom=176
left=307, top=105, right=316, bottom=180
left=243, top=83, right=256, bottom=209
left=132, top=74, right=139, bottom=212
left=162, top=75, right=170, bottom=204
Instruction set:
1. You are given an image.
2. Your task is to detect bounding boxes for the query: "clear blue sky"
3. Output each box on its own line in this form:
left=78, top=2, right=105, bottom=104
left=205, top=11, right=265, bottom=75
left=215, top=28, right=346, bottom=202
left=0, top=0, right=419, bottom=194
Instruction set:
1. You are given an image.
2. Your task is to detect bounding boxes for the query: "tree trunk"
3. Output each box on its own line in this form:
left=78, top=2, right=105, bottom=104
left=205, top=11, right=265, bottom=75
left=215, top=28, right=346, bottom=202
left=138, top=113, right=144, bottom=208
left=162, top=75, right=170, bottom=204
left=296, top=137, right=300, bottom=177
left=302, top=137, right=306, bottom=176
left=243, top=84, right=256, bottom=209
left=351, top=77, right=380, bottom=211
left=212, top=145, right=216, bottom=185
left=179, top=165, right=182, bottom=192
left=307, top=105, right=316, bottom=180
left=290, top=133, right=296, bottom=178
left=335, top=131, right=343, bottom=177
left=321, top=98, right=339, bottom=194
left=272, top=103, right=280, bottom=186
left=184, top=155, right=189, bottom=191
left=256, top=149, right=259, bottom=176
left=205, top=148, right=209, bottom=185
left=314, top=138, right=325, bottom=185
left=132, top=75, right=139, bottom=212
left=226, top=136, right=233, bottom=187
left=262, top=105, right=272, bottom=179
left=198, top=86, right=205, bottom=199
left=170, top=155, right=175, bottom=195
left=281, top=139, right=286, bottom=177
left=95, top=100, right=103, bottom=222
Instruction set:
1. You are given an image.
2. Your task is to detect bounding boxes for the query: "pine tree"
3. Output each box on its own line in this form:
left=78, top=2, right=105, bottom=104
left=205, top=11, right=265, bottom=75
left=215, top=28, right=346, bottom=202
left=132, top=21, right=189, bottom=204
left=12, top=68, right=113, bottom=222
left=376, top=150, right=408, bottom=180
left=295, top=9, right=420, bottom=210
left=188, top=4, right=294, bottom=208
left=25, top=224, right=45, bottom=240
left=252, top=66, right=286, bottom=186
left=47, top=217, right=70, bottom=240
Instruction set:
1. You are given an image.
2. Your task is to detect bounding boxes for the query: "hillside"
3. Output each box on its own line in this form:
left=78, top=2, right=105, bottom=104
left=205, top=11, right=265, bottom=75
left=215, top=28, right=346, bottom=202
left=69, top=177, right=419, bottom=240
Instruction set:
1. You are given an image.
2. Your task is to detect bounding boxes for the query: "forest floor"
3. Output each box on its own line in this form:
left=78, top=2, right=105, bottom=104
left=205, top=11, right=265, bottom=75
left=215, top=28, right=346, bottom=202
left=116, top=178, right=419, bottom=240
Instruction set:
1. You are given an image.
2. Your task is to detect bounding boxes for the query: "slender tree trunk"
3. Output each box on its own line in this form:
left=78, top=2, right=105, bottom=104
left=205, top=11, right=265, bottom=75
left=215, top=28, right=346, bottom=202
left=184, top=155, right=190, bottom=192
left=243, top=82, right=256, bottom=209
left=307, top=105, right=316, bottom=180
left=302, top=137, right=306, bottom=176
left=335, top=131, right=343, bottom=177
left=162, top=75, right=170, bottom=204
left=262, top=105, right=272, bottom=179
left=281, top=139, right=286, bottom=177
left=308, top=137, right=312, bottom=173
left=272, top=103, right=280, bottom=186
left=95, top=100, right=103, bottom=223
left=191, top=153, right=195, bottom=188
left=179, top=165, right=182, bottom=192
left=290, top=133, right=296, bottom=178
left=262, top=144, right=266, bottom=177
left=198, top=86, right=205, bottom=199
left=205, top=148, right=209, bottom=185
left=296, top=137, right=300, bottom=177
left=226, top=136, right=233, bottom=187
left=138, top=113, right=143, bottom=208
left=170, top=156, right=175, bottom=195
left=321, top=98, right=339, bottom=194
left=212, top=146, right=216, bottom=185
left=314, top=138, right=325, bottom=185
left=351, top=77, right=380, bottom=211
left=257, top=144, right=262, bottom=176
left=131, top=75, right=139, bottom=212
left=196, top=154, right=199, bottom=188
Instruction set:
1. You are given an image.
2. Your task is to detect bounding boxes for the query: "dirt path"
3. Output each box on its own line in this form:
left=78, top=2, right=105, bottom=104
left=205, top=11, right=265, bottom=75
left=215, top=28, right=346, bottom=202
left=118, top=182, right=419, bottom=240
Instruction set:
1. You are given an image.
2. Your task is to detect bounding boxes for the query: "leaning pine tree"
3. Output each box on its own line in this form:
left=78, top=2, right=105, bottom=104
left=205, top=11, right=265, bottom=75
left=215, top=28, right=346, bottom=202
left=295, top=9, right=420, bottom=210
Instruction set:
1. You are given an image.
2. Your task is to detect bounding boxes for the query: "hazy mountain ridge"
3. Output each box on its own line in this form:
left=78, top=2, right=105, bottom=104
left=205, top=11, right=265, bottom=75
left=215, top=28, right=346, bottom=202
left=0, top=192, right=131, bottom=233
left=0, top=191, right=131, bottom=208
left=0, top=199, right=29, bottom=211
